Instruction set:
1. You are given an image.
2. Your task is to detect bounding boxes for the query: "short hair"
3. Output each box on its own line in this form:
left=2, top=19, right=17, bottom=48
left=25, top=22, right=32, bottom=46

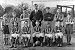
left=24, top=21, right=28, bottom=23
left=46, top=7, right=50, bottom=9
left=57, top=8, right=61, bottom=10
left=34, top=4, right=38, bottom=7
left=12, top=8, right=17, bottom=14
left=12, top=10, right=16, bottom=15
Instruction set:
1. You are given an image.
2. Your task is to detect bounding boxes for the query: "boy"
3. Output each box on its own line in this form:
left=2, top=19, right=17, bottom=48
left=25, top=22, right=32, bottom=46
left=21, top=21, right=31, bottom=47
left=44, top=24, right=53, bottom=47
left=32, top=20, right=44, bottom=47
left=55, top=21, right=63, bottom=47
left=54, top=8, right=64, bottom=27
left=10, top=31, right=20, bottom=48
left=2, top=17, right=10, bottom=45
left=30, top=4, right=43, bottom=27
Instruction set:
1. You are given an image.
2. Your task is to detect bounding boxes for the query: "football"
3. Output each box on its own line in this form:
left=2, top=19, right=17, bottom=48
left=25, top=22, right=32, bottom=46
left=35, top=41, right=40, bottom=45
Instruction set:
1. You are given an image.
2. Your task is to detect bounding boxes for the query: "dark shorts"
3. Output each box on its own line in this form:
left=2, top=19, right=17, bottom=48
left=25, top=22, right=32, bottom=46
left=11, top=37, right=16, bottom=44
left=3, top=30, right=10, bottom=34
left=56, top=20, right=63, bottom=22
left=22, top=37, right=28, bottom=43
left=11, top=37, right=19, bottom=44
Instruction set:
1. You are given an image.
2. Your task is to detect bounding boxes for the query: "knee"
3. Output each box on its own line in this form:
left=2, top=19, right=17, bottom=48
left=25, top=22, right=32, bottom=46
left=60, top=35, right=63, bottom=38
left=55, top=35, right=58, bottom=39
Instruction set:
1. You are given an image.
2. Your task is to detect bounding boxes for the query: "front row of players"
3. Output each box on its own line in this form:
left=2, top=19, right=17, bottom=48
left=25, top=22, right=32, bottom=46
left=10, top=21, right=63, bottom=48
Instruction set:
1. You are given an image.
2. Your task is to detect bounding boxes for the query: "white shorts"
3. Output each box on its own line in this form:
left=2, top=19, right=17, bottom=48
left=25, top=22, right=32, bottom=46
left=55, top=32, right=63, bottom=38
left=10, top=34, right=20, bottom=39
left=38, top=33, right=44, bottom=37
left=45, top=34, right=53, bottom=38
left=26, top=34, right=31, bottom=39
left=21, top=34, right=31, bottom=39
left=32, top=32, right=40, bottom=37
left=55, top=21, right=60, bottom=27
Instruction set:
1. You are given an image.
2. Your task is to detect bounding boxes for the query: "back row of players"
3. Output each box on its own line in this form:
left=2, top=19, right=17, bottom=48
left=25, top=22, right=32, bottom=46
left=7, top=4, right=74, bottom=48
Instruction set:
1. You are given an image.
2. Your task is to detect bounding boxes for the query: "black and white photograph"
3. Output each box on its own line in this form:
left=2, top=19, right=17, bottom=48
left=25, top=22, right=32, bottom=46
left=0, top=0, right=75, bottom=50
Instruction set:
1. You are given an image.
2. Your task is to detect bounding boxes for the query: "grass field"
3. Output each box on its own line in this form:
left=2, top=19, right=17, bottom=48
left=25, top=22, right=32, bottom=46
left=1, top=33, right=75, bottom=50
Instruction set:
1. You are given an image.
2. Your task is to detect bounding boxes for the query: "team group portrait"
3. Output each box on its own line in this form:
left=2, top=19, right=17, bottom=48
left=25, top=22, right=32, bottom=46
left=0, top=0, right=75, bottom=50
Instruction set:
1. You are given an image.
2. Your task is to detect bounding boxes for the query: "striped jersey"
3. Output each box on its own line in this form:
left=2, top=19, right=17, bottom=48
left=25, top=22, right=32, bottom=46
left=44, top=26, right=51, bottom=34
left=34, top=26, right=41, bottom=32
left=56, top=26, right=62, bottom=32
left=55, top=13, right=64, bottom=22
left=22, top=26, right=30, bottom=33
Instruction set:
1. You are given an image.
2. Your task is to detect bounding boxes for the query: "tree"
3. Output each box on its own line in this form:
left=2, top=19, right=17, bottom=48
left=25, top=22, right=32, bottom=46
left=17, top=3, right=29, bottom=13
left=38, top=3, right=45, bottom=11
left=4, top=5, right=14, bottom=13
left=0, top=5, right=4, bottom=17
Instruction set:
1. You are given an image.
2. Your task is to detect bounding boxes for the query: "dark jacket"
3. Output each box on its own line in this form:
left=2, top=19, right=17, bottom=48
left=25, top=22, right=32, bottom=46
left=30, top=10, right=43, bottom=21
left=3, top=25, right=10, bottom=34
left=44, top=13, right=54, bottom=21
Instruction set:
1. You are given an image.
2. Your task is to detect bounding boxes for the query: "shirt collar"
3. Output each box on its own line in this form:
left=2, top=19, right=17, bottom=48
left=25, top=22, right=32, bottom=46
left=35, top=9, right=38, bottom=12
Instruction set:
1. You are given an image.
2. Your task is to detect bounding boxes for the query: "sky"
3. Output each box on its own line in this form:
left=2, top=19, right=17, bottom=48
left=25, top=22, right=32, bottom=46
left=0, top=0, right=75, bottom=11
left=0, top=0, right=75, bottom=7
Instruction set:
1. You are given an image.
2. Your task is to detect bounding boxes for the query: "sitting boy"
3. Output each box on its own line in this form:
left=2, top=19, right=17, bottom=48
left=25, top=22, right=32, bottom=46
left=44, top=24, right=53, bottom=47
left=32, top=20, right=44, bottom=47
left=55, top=21, right=63, bottom=47
left=21, top=21, right=31, bottom=47
left=10, top=31, right=20, bottom=48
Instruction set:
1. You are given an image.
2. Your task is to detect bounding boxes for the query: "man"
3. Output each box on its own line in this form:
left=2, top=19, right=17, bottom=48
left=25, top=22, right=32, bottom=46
left=30, top=4, right=43, bottom=27
left=44, top=7, right=53, bottom=21
left=65, top=11, right=74, bottom=45
left=44, top=7, right=54, bottom=31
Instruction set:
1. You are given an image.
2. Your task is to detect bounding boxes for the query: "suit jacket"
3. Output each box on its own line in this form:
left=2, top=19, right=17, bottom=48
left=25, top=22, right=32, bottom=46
left=30, top=10, right=43, bottom=21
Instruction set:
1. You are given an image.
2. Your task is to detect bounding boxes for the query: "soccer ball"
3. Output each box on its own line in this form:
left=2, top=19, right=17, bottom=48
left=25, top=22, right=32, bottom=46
left=35, top=41, right=40, bottom=45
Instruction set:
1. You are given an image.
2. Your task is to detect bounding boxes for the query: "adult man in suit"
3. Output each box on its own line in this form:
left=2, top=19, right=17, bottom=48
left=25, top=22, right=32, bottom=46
left=30, top=4, right=43, bottom=27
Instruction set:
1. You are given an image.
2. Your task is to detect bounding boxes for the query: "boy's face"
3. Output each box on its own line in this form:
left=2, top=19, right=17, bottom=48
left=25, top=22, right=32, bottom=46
left=46, top=8, right=50, bottom=13
left=12, top=12, right=16, bottom=17
left=57, top=9, right=61, bottom=13
left=67, top=11, right=71, bottom=15
left=34, top=5, right=38, bottom=10
left=47, top=25, right=49, bottom=28
left=24, top=22, right=28, bottom=26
